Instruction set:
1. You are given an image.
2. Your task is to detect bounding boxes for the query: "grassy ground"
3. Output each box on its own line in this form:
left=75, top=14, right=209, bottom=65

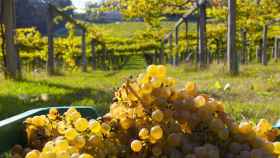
left=0, top=55, right=280, bottom=123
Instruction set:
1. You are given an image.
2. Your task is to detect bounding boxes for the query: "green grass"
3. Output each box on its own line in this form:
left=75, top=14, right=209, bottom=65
left=0, top=55, right=280, bottom=124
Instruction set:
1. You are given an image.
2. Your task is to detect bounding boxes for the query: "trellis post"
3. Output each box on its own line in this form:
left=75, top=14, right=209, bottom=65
left=91, top=40, right=96, bottom=70
left=261, top=24, right=268, bottom=65
left=227, top=0, right=239, bottom=75
left=159, top=40, right=164, bottom=64
left=274, top=37, right=279, bottom=60
left=241, top=29, right=247, bottom=64
left=198, top=0, right=207, bottom=68
left=81, top=29, right=87, bottom=72
left=175, top=25, right=179, bottom=66
left=169, top=33, right=173, bottom=65
left=3, top=0, right=20, bottom=79
left=47, top=5, right=55, bottom=75
left=185, top=21, right=189, bottom=56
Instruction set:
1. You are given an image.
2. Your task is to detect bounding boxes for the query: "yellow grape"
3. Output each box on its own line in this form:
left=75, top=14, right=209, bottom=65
left=71, top=112, right=82, bottom=122
left=120, top=118, right=133, bottom=130
left=48, top=108, right=59, bottom=120
left=67, top=146, right=79, bottom=154
left=89, top=135, right=102, bottom=146
left=137, top=73, right=149, bottom=84
left=146, top=65, right=158, bottom=76
left=25, top=150, right=40, bottom=158
left=71, top=153, right=80, bottom=158
left=138, top=128, right=149, bottom=140
left=215, top=101, right=225, bottom=112
left=89, top=120, right=101, bottom=133
left=255, top=119, right=272, bottom=135
left=55, top=139, right=69, bottom=152
left=194, top=96, right=206, bottom=108
left=31, top=116, right=46, bottom=127
left=130, top=140, right=142, bottom=152
left=150, top=125, right=163, bottom=140
left=39, top=152, right=56, bottom=158
left=150, top=77, right=162, bottom=88
left=78, top=154, right=93, bottom=158
left=151, top=109, right=164, bottom=122
left=140, top=83, right=153, bottom=94
left=185, top=82, right=197, bottom=96
left=65, top=108, right=81, bottom=121
left=238, top=121, right=254, bottom=134
left=43, top=141, right=55, bottom=153
left=135, top=106, right=145, bottom=117
left=73, top=136, right=86, bottom=149
left=273, top=142, right=280, bottom=154
left=156, top=65, right=167, bottom=79
left=166, top=77, right=176, bottom=87
left=74, top=118, right=89, bottom=132
left=66, top=107, right=78, bottom=114
left=65, top=128, right=79, bottom=141
left=57, top=121, right=67, bottom=134
left=101, top=123, right=111, bottom=134
left=56, top=151, right=70, bottom=158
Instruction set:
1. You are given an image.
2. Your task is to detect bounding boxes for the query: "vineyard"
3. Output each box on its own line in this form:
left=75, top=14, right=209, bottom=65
left=0, top=0, right=280, bottom=157
left=0, top=0, right=279, bottom=79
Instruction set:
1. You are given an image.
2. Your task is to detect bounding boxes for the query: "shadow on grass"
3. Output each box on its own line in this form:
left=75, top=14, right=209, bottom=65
left=0, top=80, right=113, bottom=120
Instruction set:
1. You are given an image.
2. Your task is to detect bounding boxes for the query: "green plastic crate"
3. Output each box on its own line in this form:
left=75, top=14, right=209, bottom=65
left=0, top=106, right=98, bottom=154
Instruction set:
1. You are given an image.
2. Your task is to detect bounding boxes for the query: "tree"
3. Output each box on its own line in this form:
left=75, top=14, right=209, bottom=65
left=15, top=0, right=73, bottom=34
left=102, top=0, right=196, bottom=28
left=2, top=0, right=21, bottom=79
left=227, top=0, right=238, bottom=75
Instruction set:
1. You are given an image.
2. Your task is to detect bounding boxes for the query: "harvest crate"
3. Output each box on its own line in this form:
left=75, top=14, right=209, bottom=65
left=0, top=107, right=98, bottom=154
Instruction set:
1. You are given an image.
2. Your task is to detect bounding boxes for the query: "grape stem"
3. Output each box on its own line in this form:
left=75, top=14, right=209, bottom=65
left=126, top=80, right=145, bottom=106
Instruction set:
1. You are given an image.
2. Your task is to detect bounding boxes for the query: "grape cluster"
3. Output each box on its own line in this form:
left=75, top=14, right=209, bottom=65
left=11, top=65, right=280, bottom=158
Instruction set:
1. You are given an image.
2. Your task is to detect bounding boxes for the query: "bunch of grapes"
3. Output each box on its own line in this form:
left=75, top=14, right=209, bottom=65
left=11, top=65, right=280, bottom=158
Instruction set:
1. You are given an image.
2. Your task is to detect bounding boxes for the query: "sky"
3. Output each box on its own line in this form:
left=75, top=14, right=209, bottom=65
left=72, top=0, right=101, bottom=12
